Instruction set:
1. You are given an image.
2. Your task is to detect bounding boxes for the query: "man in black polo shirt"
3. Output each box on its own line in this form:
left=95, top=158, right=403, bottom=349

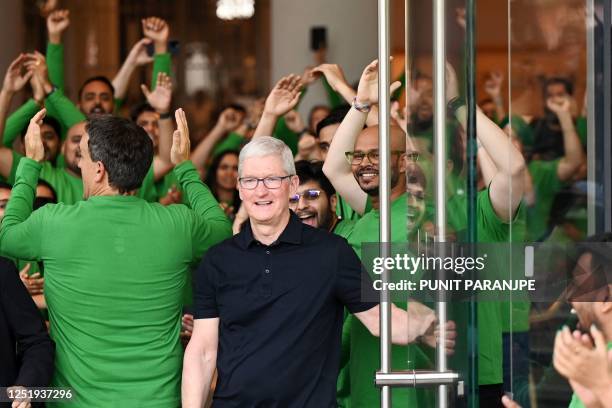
left=182, top=136, right=451, bottom=407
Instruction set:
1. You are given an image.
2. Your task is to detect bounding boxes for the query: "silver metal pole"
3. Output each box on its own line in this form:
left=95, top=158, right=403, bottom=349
left=433, top=0, right=448, bottom=406
left=378, top=0, right=392, bottom=406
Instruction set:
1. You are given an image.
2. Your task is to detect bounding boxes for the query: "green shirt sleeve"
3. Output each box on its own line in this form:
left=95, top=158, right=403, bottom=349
left=173, top=161, right=232, bottom=262
left=0, top=158, right=45, bottom=261
left=45, top=89, right=86, bottom=132
left=46, top=42, right=65, bottom=92
left=2, top=99, right=39, bottom=147
left=152, top=53, right=171, bottom=90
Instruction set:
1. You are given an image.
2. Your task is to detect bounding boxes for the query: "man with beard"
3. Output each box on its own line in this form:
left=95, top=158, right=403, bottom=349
left=325, top=59, right=526, bottom=407
left=291, top=160, right=355, bottom=236
left=2, top=15, right=171, bottom=146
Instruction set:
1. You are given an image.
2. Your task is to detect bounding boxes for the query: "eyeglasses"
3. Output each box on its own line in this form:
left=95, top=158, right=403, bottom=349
left=238, top=175, right=293, bottom=190
left=345, top=149, right=409, bottom=165
left=289, top=189, right=322, bottom=204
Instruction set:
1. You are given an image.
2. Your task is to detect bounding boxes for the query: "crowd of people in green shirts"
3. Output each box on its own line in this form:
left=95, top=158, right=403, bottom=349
left=0, top=3, right=610, bottom=408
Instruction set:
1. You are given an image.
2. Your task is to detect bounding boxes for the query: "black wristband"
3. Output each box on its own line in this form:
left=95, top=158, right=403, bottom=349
left=447, top=97, right=465, bottom=116
left=159, top=111, right=172, bottom=120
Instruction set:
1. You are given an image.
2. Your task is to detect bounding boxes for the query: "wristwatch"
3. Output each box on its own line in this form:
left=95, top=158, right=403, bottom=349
left=352, top=97, right=371, bottom=114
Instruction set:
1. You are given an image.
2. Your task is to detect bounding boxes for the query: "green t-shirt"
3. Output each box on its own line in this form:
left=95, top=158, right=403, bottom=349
left=0, top=159, right=231, bottom=407
left=446, top=189, right=526, bottom=385
left=336, top=195, right=373, bottom=224
left=343, top=193, right=422, bottom=407
left=527, top=159, right=564, bottom=242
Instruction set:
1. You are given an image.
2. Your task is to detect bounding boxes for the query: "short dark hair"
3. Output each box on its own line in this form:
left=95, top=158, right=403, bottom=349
left=315, top=105, right=351, bottom=137
left=227, top=103, right=247, bottom=115
left=86, top=115, right=153, bottom=194
left=78, top=76, right=115, bottom=101
left=294, top=160, right=335, bottom=198
left=130, top=102, right=156, bottom=123
left=0, top=181, right=12, bottom=191
left=543, top=77, right=574, bottom=96
left=34, top=180, right=57, bottom=210
left=20, top=116, right=62, bottom=140
left=567, top=233, right=612, bottom=301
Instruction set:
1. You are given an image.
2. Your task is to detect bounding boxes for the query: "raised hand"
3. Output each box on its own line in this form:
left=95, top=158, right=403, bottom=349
left=171, top=108, right=190, bottom=165
left=141, top=72, right=172, bottom=113
left=311, top=63, right=348, bottom=92
left=217, top=108, right=241, bottom=133
left=263, top=74, right=303, bottom=117
left=355, top=59, right=401, bottom=106
left=390, top=101, right=409, bottom=133
left=484, top=71, right=504, bottom=99
left=142, top=17, right=169, bottom=54
left=25, top=109, right=47, bottom=162
left=47, top=9, right=70, bottom=44
left=546, top=96, right=572, bottom=117
left=300, top=66, right=317, bottom=87
left=2, top=54, right=34, bottom=95
left=127, top=38, right=154, bottom=67
left=30, top=71, right=45, bottom=105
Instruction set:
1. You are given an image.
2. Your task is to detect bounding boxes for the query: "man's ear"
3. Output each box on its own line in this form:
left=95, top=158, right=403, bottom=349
left=94, top=161, right=105, bottom=183
left=289, top=175, right=300, bottom=195
left=330, top=193, right=338, bottom=215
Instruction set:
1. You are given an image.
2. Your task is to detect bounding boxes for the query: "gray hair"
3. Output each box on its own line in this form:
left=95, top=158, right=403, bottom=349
left=238, top=136, right=295, bottom=177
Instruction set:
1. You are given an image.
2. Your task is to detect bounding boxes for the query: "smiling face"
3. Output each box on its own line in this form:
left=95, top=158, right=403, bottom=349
left=79, top=80, right=114, bottom=115
left=136, top=110, right=160, bottom=148
left=238, top=155, right=298, bottom=226
left=289, top=180, right=335, bottom=230
left=351, top=126, right=406, bottom=196
left=216, top=153, right=239, bottom=191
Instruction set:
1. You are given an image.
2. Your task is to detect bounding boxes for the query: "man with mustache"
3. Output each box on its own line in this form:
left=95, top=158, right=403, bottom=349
left=291, top=160, right=349, bottom=234
left=324, top=59, right=526, bottom=407
left=2, top=14, right=171, bottom=149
